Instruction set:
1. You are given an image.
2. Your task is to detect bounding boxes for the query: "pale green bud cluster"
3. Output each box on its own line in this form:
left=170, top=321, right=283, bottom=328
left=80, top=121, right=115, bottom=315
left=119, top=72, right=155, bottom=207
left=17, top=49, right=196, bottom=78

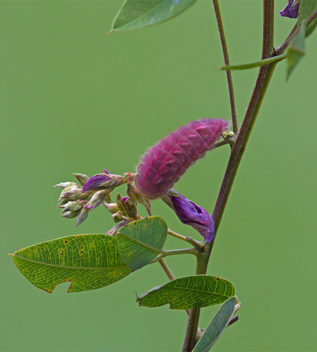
left=55, top=173, right=112, bottom=226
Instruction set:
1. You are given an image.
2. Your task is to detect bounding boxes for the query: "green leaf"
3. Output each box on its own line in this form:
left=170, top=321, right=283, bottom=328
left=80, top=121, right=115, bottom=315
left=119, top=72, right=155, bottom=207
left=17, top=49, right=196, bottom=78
left=298, top=0, right=317, bottom=37
left=111, top=0, right=196, bottom=31
left=137, top=275, right=235, bottom=310
left=220, top=54, right=286, bottom=71
left=117, top=216, right=167, bottom=270
left=298, top=0, right=317, bottom=22
left=193, top=296, right=241, bottom=352
left=10, top=234, right=132, bottom=293
left=286, top=21, right=306, bottom=80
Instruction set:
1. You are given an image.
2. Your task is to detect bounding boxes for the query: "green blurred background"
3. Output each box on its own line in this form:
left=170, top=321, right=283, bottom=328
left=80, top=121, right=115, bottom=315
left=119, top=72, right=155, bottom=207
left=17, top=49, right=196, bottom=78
left=1, top=1, right=316, bottom=351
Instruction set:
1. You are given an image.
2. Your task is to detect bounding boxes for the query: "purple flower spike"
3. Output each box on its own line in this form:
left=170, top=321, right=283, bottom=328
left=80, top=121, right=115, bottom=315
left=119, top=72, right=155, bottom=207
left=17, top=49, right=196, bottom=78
left=82, top=174, right=111, bottom=193
left=167, top=192, right=214, bottom=242
left=280, top=0, right=300, bottom=19
left=135, top=118, right=229, bottom=199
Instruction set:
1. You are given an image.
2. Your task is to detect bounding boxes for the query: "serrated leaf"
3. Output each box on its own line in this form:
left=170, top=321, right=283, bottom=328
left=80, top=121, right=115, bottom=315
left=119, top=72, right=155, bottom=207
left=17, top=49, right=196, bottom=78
left=137, top=275, right=235, bottom=310
left=11, top=234, right=132, bottom=293
left=117, top=216, right=167, bottom=270
left=298, top=0, right=317, bottom=37
left=193, top=296, right=240, bottom=352
left=286, top=21, right=306, bottom=80
left=111, top=0, right=196, bottom=31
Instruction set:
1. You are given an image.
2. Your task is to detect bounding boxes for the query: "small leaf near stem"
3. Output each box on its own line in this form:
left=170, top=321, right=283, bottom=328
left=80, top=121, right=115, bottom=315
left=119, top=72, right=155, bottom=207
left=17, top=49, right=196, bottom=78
left=286, top=21, right=306, bottom=80
left=220, top=54, right=286, bottom=71
left=276, top=8, right=317, bottom=54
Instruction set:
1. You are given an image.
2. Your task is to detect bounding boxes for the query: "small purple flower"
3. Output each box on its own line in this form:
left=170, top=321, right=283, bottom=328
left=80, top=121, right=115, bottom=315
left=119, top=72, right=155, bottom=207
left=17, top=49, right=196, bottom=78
left=82, top=174, right=111, bottom=193
left=166, top=191, right=214, bottom=242
left=280, top=0, right=300, bottom=19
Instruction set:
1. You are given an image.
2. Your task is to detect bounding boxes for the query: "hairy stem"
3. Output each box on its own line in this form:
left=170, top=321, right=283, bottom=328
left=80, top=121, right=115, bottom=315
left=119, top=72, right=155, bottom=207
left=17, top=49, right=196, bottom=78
left=212, top=0, right=238, bottom=133
left=205, top=0, right=275, bottom=269
left=182, top=2, right=276, bottom=350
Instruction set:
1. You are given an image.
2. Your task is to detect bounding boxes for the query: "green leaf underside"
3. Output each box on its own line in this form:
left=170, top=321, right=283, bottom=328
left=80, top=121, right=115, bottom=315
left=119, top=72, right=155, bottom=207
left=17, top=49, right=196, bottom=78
left=12, top=234, right=132, bottom=293
left=298, top=0, right=317, bottom=37
left=112, top=0, right=196, bottom=31
left=117, top=216, right=167, bottom=270
left=286, top=21, right=306, bottom=80
left=193, top=297, right=237, bottom=352
left=137, top=275, right=235, bottom=310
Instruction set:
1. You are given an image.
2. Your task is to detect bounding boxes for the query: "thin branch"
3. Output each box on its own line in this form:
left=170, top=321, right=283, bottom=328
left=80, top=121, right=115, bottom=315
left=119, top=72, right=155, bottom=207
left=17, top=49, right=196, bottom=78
left=212, top=0, right=238, bottom=133
left=158, top=259, right=175, bottom=280
left=227, top=315, right=240, bottom=327
left=153, top=248, right=199, bottom=264
left=168, top=229, right=188, bottom=242
left=205, top=0, right=276, bottom=270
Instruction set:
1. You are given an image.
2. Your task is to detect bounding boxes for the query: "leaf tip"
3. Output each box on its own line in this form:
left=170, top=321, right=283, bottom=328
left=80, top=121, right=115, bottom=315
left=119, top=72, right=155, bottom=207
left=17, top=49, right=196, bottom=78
left=6, top=252, right=14, bottom=257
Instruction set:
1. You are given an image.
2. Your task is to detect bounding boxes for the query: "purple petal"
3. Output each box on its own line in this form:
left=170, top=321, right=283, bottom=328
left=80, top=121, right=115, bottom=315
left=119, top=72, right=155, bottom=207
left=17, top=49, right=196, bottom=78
left=103, top=169, right=109, bottom=174
left=168, top=193, right=214, bottom=242
left=82, top=174, right=111, bottom=193
left=280, top=0, right=300, bottom=19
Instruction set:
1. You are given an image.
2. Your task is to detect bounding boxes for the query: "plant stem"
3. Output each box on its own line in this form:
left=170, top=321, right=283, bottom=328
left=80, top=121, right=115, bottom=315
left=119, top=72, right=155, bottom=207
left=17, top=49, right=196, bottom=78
left=182, top=252, right=208, bottom=352
left=212, top=0, right=238, bottom=133
left=227, top=315, right=240, bottom=327
left=205, top=0, right=275, bottom=269
left=153, top=248, right=199, bottom=264
left=162, top=248, right=199, bottom=258
left=168, top=229, right=188, bottom=242
left=182, top=2, right=276, bottom=350
left=158, top=259, right=175, bottom=280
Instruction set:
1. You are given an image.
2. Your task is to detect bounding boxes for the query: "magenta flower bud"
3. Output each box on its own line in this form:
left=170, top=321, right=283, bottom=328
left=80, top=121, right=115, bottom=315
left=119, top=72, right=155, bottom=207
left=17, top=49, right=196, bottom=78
left=135, top=118, right=229, bottom=199
left=280, top=0, right=300, bottom=18
left=166, top=191, right=214, bottom=242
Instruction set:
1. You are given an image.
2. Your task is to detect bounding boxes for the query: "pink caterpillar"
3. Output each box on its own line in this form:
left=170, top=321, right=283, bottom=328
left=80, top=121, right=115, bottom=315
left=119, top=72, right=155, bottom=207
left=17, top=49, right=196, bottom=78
left=135, top=118, right=229, bottom=199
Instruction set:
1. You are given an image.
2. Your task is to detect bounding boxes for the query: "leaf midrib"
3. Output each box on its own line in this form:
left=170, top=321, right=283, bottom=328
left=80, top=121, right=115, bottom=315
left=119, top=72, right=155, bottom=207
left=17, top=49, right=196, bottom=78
left=147, top=284, right=234, bottom=298
left=13, top=254, right=128, bottom=270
